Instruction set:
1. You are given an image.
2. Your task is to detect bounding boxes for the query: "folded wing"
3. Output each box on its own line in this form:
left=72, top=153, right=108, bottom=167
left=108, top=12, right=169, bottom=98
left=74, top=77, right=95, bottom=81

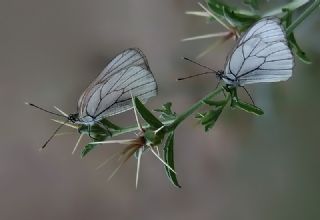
left=224, top=17, right=294, bottom=86
left=78, top=48, right=157, bottom=121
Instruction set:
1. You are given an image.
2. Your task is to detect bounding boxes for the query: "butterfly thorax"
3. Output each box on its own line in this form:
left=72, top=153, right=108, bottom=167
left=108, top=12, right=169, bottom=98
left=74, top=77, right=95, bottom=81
left=222, top=77, right=241, bottom=87
left=215, top=70, right=224, bottom=81
left=68, top=113, right=95, bottom=125
left=216, top=70, right=241, bottom=87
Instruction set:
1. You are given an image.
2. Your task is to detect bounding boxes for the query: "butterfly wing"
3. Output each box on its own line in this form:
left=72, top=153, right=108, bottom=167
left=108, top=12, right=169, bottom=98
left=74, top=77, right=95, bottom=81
left=77, top=48, right=157, bottom=122
left=223, top=17, right=294, bottom=86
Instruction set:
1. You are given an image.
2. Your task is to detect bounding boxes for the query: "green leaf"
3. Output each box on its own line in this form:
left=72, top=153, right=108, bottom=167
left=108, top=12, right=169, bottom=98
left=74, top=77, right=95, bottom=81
left=134, top=97, right=163, bottom=129
left=207, top=0, right=255, bottom=17
left=78, top=123, right=111, bottom=141
left=99, top=118, right=122, bottom=130
left=224, top=86, right=238, bottom=105
left=222, top=5, right=259, bottom=31
left=243, top=0, right=259, bottom=10
left=163, top=133, right=181, bottom=188
left=288, top=32, right=311, bottom=64
left=202, top=99, right=227, bottom=106
left=80, top=125, right=110, bottom=157
left=264, top=0, right=310, bottom=17
left=206, top=0, right=228, bottom=17
left=234, top=100, right=264, bottom=115
left=81, top=143, right=97, bottom=157
left=207, top=0, right=259, bottom=31
left=196, top=107, right=223, bottom=131
left=78, top=118, right=121, bottom=141
left=283, top=8, right=311, bottom=64
left=78, top=121, right=115, bottom=157
left=144, top=129, right=164, bottom=146
left=154, top=102, right=177, bottom=120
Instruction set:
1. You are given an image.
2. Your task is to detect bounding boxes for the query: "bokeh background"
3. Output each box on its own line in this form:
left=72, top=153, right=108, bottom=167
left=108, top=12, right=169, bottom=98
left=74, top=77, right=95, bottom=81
left=1, top=0, right=319, bottom=219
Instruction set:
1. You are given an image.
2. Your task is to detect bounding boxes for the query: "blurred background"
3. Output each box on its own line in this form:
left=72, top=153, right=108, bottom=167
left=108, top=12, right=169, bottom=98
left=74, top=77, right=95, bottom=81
left=1, top=0, right=319, bottom=219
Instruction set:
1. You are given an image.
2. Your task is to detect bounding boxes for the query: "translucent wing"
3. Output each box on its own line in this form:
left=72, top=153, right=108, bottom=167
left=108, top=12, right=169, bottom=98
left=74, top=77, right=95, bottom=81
left=78, top=48, right=157, bottom=123
left=223, top=17, right=294, bottom=86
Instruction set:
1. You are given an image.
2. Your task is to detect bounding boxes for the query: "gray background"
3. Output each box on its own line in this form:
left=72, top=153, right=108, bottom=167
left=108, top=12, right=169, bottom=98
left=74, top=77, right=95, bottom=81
left=1, top=0, right=320, bottom=219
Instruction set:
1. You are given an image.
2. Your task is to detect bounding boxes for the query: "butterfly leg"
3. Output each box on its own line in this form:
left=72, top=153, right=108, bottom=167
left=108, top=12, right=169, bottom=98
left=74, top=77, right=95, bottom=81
left=240, top=86, right=255, bottom=105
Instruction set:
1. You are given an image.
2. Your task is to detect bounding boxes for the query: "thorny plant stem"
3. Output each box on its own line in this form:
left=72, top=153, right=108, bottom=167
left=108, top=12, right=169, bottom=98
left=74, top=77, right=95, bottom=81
left=110, top=119, right=174, bottom=137
left=166, top=87, right=225, bottom=131
left=98, top=87, right=225, bottom=138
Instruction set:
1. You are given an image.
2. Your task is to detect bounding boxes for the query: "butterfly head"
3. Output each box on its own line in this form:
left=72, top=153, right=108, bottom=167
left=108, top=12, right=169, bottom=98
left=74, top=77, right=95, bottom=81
left=215, top=70, right=224, bottom=81
left=68, top=113, right=79, bottom=123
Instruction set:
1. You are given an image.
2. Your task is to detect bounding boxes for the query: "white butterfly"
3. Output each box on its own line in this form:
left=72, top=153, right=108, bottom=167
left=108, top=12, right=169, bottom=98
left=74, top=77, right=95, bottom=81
left=71, top=48, right=157, bottom=125
left=181, top=17, right=294, bottom=87
left=27, top=48, right=157, bottom=148
left=219, top=17, right=294, bottom=86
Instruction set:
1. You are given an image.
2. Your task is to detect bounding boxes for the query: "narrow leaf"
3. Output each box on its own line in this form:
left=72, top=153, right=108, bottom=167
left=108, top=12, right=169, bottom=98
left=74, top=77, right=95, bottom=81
left=283, top=8, right=311, bottom=64
left=234, top=100, right=264, bottom=115
left=202, top=108, right=223, bottom=131
left=99, top=118, right=122, bottom=130
left=78, top=124, right=110, bottom=141
left=202, top=99, right=227, bottom=106
left=207, top=0, right=258, bottom=30
left=164, top=133, right=181, bottom=188
left=243, top=0, right=259, bottom=10
left=288, top=33, right=311, bottom=64
left=222, top=5, right=259, bottom=32
left=81, top=143, right=97, bottom=157
left=154, top=102, right=177, bottom=120
left=134, top=97, right=163, bottom=129
left=263, top=0, right=310, bottom=17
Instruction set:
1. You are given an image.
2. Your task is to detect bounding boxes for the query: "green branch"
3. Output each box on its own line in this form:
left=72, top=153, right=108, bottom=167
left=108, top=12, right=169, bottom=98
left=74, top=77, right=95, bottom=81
left=91, top=87, right=225, bottom=139
left=167, top=87, right=224, bottom=131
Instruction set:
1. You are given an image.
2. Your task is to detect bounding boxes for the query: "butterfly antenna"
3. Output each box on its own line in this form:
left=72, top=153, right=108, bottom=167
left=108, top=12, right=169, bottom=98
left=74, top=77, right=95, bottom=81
left=183, top=57, right=218, bottom=73
left=241, top=86, right=255, bottom=105
left=177, top=71, right=216, bottom=81
left=40, top=119, right=69, bottom=149
left=25, top=102, right=67, bottom=118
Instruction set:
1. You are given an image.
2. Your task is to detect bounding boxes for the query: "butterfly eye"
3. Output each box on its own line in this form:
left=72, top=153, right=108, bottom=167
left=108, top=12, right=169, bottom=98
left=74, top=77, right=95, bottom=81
left=68, top=113, right=79, bottom=123
left=216, top=71, right=224, bottom=80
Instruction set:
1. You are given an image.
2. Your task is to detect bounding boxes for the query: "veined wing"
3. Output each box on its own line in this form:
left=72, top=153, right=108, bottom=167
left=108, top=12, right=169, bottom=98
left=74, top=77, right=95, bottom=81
left=223, top=17, right=294, bottom=86
left=78, top=48, right=150, bottom=110
left=78, top=49, right=157, bottom=121
left=94, top=48, right=150, bottom=83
